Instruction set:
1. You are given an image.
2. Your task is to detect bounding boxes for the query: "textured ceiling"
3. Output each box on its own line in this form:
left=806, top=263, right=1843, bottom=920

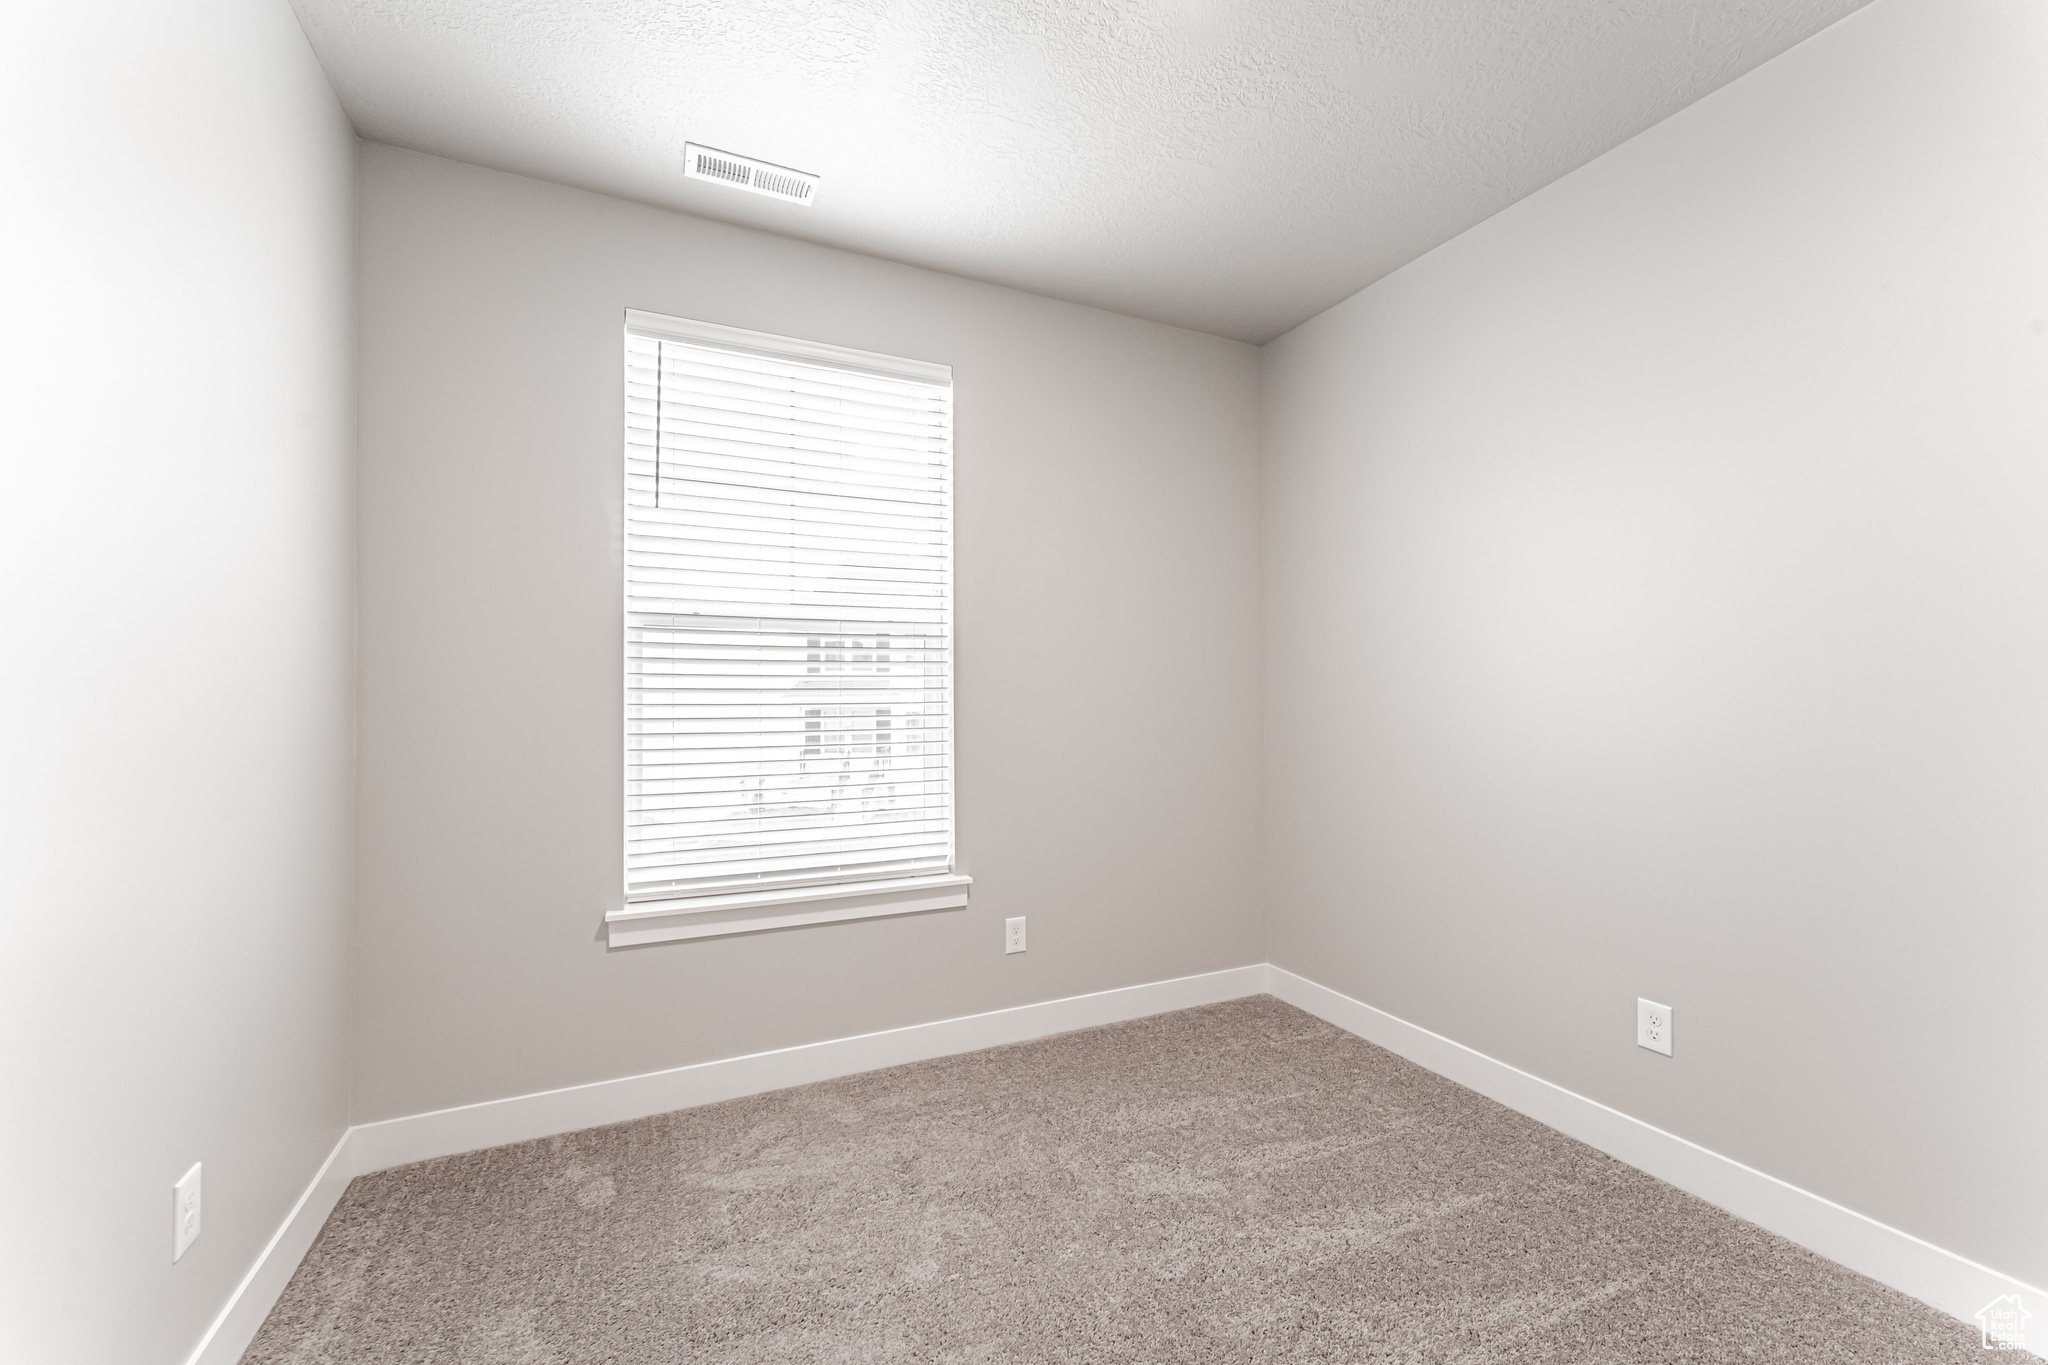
left=292, top=0, right=1872, bottom=342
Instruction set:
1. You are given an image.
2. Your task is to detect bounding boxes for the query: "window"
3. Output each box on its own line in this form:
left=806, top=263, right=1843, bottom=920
left=608, top=311, right=966, bottom=946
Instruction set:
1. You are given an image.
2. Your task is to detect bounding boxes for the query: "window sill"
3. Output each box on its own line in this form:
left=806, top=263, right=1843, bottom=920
left=605, top=874, right=972, bottom=947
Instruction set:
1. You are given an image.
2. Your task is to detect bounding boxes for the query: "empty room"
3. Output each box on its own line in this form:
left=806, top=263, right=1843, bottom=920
left=4, top=0, right=2044, bottom=1360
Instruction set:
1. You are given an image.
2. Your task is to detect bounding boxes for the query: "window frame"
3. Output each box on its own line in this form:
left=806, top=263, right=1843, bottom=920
left=606, top=309, right=968, bottom=947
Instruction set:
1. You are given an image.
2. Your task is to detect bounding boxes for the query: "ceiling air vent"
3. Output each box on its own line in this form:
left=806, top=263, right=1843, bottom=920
left=683, top=143, right=819, bottom=206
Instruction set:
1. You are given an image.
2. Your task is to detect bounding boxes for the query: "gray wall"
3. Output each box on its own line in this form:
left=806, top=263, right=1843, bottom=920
left=1261, top=0, right=2046, bottom=1289
left=0, top=2, right=357, bottom=1362
left=354, top=144, right=1263, bottom=1124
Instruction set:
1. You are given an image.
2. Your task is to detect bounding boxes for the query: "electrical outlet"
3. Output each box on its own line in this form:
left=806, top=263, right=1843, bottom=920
left=1637, top=999, right=1673, bottom=1057
left=173, top=1163, right=202, bottom=1262
left=1004, top=916, right=1026, bottom=954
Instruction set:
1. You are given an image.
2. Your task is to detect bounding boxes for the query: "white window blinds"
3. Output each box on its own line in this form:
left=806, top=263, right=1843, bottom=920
left=623, top=315, right=955, bottom=914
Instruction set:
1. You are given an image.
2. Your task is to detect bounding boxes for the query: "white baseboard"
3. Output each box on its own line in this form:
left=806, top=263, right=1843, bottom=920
left=348, top=962, right=1270, bottom=1174
left=1267, top=964, right=2043, bottom=1345
left=184, top=1128, right=353, bottom=1365
left=189, top=961, right=2039, bottom=1362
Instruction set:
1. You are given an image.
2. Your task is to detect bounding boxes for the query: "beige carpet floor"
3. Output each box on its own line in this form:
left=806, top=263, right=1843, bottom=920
left=244, top=996, right=1989, bottom=1363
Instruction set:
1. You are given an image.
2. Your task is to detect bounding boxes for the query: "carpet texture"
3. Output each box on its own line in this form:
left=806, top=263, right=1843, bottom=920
left=244, top=996, right=1989, bottom=1363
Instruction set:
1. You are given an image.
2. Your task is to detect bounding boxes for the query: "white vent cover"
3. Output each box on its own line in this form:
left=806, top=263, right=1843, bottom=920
left=683, top=143, right=819, bottom=206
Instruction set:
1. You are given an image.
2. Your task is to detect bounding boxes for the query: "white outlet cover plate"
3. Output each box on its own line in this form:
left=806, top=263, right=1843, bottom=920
left=1637, top=998, right=1674, bottom=1056
left=173, top=1163, right=202, bottom=1262
left=1004, top=917, right=1026, bottom=954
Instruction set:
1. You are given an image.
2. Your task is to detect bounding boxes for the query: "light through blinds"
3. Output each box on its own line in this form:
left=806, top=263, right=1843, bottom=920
left=622, top=314, right=956, bottom=927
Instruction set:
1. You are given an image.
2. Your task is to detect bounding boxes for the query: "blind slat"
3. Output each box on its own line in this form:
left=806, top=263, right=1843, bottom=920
left=627, top=858, right=951, bottom=900
left=629, top=842, right=953, bottom=877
